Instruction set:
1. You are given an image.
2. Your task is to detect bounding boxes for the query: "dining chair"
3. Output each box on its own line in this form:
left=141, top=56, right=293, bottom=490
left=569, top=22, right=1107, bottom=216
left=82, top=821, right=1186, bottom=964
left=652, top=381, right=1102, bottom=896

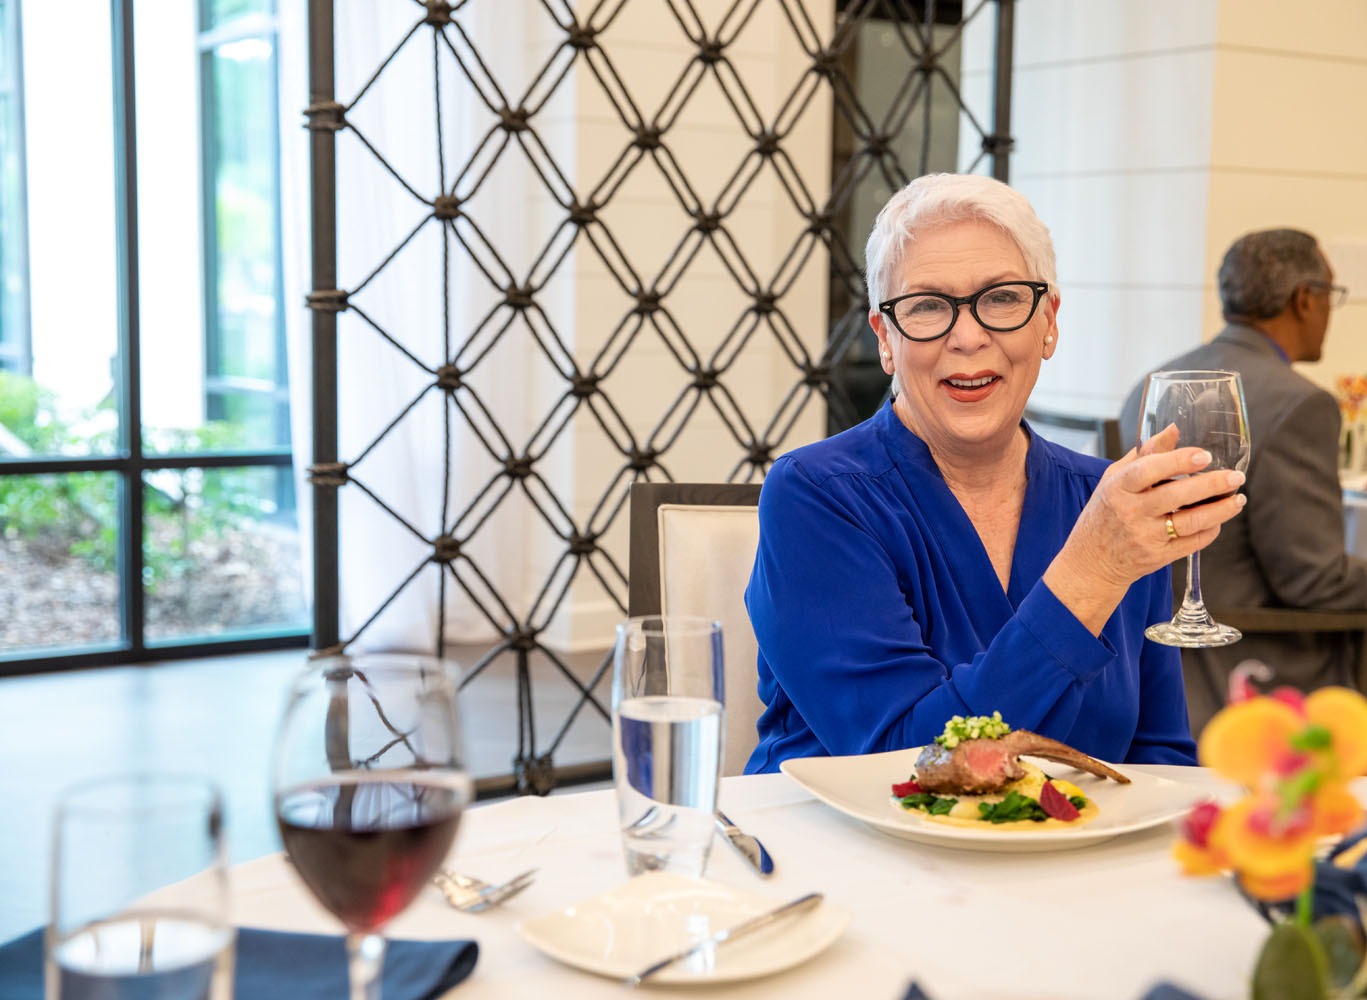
left=627, top=481, right=764, bottom=776
left=1204, top=607, right=1367, bottom=693
left=1023, top=405, right=1126, bottom=461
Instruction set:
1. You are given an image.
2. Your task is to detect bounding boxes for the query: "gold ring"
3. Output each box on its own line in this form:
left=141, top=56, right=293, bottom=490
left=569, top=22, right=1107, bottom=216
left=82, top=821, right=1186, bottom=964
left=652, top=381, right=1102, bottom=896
left=1165, top=516, right=1179, bottom=541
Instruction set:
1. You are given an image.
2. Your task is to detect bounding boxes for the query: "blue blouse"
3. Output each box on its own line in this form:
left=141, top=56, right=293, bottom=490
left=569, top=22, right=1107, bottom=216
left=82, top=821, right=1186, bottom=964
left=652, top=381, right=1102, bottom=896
left=743, top=401, right=1197, bottom=773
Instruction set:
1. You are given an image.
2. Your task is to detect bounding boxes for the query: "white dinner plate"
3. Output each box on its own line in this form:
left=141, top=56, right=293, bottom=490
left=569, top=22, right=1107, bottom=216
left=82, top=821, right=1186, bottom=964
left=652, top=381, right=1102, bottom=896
left=515, top=871, right=851, bottom=984
left=782, top=746, right=1207, bottom=852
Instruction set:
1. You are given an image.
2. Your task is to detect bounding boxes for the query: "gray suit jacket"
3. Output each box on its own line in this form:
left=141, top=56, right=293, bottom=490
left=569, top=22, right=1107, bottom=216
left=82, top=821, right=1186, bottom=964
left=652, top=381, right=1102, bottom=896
left=1118, top=324, right=1367, bottom=732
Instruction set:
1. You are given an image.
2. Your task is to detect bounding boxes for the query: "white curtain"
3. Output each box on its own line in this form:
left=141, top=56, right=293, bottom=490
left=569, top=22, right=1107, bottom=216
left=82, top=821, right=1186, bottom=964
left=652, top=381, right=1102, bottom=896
left=282, top=1, right=548, bottom=653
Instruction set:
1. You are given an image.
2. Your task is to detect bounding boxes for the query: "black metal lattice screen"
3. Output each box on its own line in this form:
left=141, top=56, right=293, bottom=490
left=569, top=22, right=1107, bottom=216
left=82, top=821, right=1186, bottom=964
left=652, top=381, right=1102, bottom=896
left=305, top=0, right=1013, bottom=797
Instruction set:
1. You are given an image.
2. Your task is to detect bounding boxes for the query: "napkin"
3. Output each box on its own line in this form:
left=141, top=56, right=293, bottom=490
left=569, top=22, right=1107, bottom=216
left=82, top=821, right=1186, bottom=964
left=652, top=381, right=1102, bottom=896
left=1313, top=826, right=1367, bottom=923
left=0, top=926, right=478, bottom=1000
left=902, top=983, right=1206, bottom=1000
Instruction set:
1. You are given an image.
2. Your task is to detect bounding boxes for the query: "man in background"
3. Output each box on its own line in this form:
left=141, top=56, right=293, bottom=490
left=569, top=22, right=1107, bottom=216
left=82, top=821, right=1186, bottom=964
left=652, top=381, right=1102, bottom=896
left=1118, top=228, right=1367, bottom=734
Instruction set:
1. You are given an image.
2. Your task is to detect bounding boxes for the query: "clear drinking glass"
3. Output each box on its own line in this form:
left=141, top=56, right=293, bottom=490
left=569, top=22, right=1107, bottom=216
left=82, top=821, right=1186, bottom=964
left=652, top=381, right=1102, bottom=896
left=1139, top=370, right=1251, bottom=647
left=611, top=615, right=725, bottom=878
left=271, top=653, right=472, bottom=1000
left=46, top=773, right=235, bottom=999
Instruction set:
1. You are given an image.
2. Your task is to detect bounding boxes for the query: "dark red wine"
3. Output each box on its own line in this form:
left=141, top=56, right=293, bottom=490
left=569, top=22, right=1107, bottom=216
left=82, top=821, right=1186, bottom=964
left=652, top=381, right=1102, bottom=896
left=1154, top=477, right=1239, bottom=510
left=277, top=775, right=466, bottom=933
left=1180, top=490, right=1236, bottom=510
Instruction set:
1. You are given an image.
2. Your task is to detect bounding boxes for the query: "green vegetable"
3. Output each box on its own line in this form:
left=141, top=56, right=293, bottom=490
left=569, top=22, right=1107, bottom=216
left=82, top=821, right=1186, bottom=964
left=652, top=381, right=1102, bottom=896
left=935, top=711, right=1012, bottom=749
left=898, top=792, right=958, bottom=815
left=977, top=791, right=1046, bottom=823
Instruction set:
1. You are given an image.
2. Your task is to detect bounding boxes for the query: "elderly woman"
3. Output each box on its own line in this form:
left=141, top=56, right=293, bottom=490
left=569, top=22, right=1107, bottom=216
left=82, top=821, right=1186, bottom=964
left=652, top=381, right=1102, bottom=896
left=743, top=174, right=1245, bottom=773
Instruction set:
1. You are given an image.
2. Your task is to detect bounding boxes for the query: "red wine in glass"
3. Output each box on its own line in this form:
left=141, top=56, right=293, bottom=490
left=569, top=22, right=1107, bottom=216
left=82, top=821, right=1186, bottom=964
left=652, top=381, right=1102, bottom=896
left=277, top=774, right=465, bottom=933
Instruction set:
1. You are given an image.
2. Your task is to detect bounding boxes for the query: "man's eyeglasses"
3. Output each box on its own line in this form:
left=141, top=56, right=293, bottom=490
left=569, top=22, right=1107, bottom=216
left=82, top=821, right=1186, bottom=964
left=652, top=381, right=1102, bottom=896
left=878, top=281, right=1050, bottom=342
left=1305, top=281, right=1349, bottom=309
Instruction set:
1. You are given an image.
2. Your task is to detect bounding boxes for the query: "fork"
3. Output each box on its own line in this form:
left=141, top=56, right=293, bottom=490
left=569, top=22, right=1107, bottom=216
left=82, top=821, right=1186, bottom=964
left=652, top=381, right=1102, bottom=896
left=432, top=867, right=537, bottom=912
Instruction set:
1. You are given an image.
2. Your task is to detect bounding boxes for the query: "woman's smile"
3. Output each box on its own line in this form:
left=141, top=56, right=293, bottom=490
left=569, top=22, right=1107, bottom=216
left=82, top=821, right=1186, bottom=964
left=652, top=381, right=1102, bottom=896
left=942, top=371, right=1001, bottom=401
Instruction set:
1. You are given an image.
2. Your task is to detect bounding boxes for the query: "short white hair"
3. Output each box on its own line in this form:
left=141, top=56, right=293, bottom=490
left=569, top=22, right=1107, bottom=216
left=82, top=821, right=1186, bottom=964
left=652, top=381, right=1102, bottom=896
left=864, top=173, right=1059, bottom=308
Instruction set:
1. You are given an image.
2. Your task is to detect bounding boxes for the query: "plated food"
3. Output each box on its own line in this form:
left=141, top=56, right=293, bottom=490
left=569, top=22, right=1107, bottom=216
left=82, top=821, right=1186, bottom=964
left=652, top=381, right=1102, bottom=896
left=782, top=746, right=1195, bottom=852
left=891, top=714, right=1131, bottom=830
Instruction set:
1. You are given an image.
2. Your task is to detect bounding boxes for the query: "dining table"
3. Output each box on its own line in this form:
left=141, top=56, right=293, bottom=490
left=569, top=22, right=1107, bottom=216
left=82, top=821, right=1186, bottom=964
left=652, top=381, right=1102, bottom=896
left=217, top=761, right=1325, bottom=1000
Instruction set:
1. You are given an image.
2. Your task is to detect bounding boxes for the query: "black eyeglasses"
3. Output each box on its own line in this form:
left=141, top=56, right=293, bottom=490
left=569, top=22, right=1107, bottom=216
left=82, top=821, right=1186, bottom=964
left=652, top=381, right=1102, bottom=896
left=1305, top=281, right=1349, bottom=309
left=878, top=280, right=1050, bottom=342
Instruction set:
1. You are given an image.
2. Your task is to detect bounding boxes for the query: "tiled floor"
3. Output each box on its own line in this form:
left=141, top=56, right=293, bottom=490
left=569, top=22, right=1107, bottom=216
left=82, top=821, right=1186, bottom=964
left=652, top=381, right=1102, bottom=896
left=0, top=646, right=612, bottom=942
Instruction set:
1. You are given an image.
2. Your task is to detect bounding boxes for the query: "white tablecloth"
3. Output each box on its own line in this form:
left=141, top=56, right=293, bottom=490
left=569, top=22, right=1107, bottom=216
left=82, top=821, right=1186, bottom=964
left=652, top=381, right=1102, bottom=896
left=225, top=766, right=1288, bottom=1000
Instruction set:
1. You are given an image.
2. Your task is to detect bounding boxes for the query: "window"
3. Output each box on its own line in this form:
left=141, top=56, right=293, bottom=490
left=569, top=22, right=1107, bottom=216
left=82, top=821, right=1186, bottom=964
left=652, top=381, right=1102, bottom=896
left=198, top=0, right=287, bottom=450
left=0, top=1, right=306, bottom=670
left=0, top=0, right=30, bottom=376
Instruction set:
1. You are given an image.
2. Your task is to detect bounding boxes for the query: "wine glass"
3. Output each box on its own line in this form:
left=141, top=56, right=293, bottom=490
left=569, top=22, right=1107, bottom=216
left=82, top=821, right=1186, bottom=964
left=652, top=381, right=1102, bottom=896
left=1138, top=370, right=1251, bottom=647
left=271, top=653, right=471, bottom=1000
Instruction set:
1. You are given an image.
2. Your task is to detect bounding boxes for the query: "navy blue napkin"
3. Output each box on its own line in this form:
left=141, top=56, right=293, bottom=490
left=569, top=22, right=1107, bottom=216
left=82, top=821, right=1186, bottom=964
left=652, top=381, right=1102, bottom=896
left=1313, top=826, right=1367, bottom=923
left=0, top=926, right=478, bottom=1000
left=903, top=983, right=1205, bottom=1000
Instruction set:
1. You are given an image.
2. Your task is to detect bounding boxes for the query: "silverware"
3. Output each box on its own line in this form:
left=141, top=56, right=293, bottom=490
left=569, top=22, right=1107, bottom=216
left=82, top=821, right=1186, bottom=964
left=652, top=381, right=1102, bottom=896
left=432, top=867, right=537, bottom=912
left=715, top=810, right=774, bottom=876
left=627, top=891, right=823, bottom=986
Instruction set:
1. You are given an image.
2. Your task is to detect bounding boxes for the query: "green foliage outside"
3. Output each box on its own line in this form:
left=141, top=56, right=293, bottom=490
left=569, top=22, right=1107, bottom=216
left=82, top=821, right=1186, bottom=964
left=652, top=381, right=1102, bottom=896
left=0, top=371, right=276, bottom=596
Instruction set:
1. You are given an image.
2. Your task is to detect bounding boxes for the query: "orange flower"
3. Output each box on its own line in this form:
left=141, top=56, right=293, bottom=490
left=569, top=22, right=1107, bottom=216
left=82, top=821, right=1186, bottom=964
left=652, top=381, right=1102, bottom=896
left=1214, top=797, right=1319, bottom=902
left=1199, top=695, right=1303, bottom=786
left=1172, top=800, right=1228, bottom=875
left=1238, top=865, right=1315, bottom=901
left=1308, top=780, right=1364, bottom=839
left=1172, top=837, right=1227, bottom=877
left=1303, top=687, right=1367, bottom=777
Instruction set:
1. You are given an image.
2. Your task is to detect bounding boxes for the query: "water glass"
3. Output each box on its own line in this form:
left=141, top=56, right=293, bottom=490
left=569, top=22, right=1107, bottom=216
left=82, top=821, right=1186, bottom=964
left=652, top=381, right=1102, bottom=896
left=611, top=615, right=725, bottom=878
left=47, top=773, right=234, bottom=1000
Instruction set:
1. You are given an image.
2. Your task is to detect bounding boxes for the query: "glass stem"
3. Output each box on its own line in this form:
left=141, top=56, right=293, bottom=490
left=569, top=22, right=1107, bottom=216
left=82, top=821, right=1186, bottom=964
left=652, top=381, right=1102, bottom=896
left=346, top=931, right=386, bottom=1000
left=1183, top=552, right=1203, bottom=608
left=1174, top=552, right=1216, bottom=629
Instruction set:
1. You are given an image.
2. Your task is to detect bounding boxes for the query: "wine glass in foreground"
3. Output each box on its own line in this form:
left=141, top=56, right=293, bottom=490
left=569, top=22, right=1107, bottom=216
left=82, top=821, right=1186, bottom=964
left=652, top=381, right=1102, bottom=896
left=272, top=653, right=471, bottom=1000
left=1139, top=369, right=1251, bottom=647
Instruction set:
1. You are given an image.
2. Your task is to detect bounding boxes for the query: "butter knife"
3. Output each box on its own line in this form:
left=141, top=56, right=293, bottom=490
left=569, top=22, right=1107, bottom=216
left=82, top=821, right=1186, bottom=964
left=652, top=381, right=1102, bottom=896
left=715, top=810, right=775, bottom=876
left=626, top=891, right=823, bottom=986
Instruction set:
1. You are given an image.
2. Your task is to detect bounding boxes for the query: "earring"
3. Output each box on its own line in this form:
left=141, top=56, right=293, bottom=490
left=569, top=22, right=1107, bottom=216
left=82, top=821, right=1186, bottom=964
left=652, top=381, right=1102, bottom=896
left=1044, top=336, right=1054, bottom=345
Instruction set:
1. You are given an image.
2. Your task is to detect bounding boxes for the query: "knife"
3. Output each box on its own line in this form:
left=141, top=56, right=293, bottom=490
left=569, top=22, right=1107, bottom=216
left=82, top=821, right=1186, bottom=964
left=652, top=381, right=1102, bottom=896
left=715, top=810, right=774, bottom=876
left=626, top=891, right=823, bottom=986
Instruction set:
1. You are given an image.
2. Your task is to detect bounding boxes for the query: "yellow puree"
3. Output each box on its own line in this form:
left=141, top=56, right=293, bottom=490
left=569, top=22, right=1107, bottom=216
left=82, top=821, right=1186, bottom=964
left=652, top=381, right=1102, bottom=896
left=902, top=761, right=1100, bottom=830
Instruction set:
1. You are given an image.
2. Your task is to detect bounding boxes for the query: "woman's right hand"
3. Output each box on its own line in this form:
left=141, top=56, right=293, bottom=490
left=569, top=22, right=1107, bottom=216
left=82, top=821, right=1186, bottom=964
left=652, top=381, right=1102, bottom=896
left=1042, top=424, right=1247, bottom=634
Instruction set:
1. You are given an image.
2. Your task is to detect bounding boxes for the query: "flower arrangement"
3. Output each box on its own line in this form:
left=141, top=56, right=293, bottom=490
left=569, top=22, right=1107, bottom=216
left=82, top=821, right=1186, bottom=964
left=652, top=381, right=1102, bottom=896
left=1174, top=681, right=1367, bottom=999
left=1336, top=376, right=1367, bottom=473
left=1337, top=376, right=1367, bottom=424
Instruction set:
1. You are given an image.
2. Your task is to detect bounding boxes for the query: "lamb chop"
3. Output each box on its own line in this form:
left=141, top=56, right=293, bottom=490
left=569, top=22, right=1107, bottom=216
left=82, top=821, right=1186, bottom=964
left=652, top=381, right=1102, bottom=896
left=913, top=729, right=1131, bottom=795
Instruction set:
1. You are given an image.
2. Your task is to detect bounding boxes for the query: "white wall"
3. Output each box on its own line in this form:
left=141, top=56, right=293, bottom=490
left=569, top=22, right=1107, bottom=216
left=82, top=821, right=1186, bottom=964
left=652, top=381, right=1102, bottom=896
left=1207, top=0, right=1367, bottom=395
left=965, top=0, right=1367, bottom=423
